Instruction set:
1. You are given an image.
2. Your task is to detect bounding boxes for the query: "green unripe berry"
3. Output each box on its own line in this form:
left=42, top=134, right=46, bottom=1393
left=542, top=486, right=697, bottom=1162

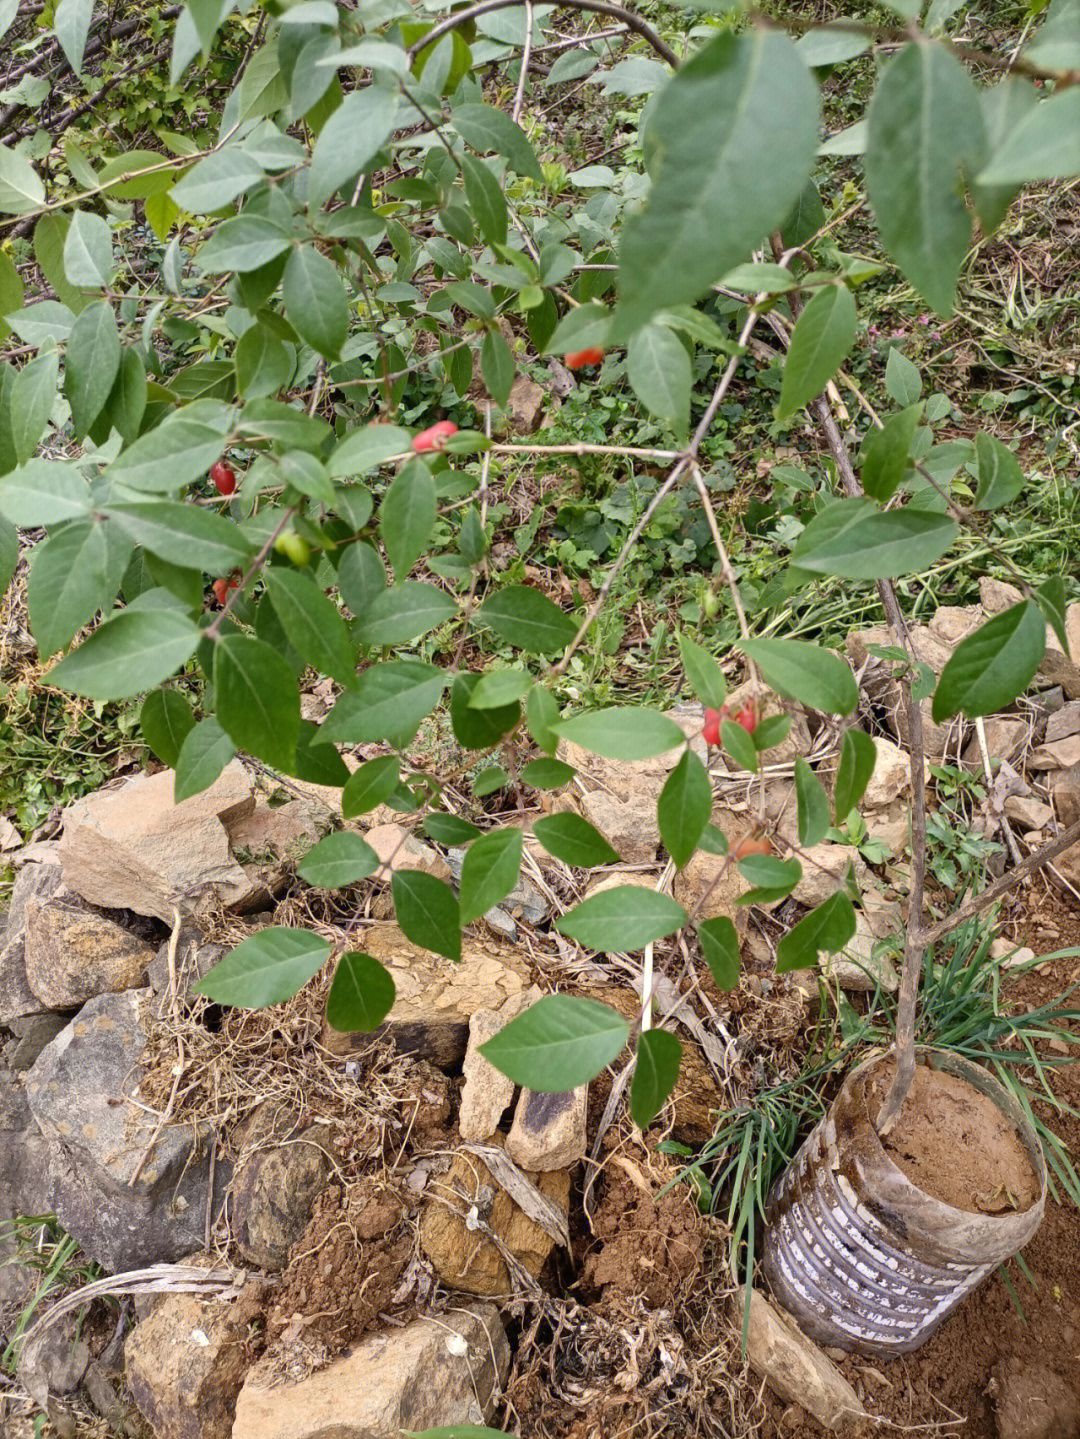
left=274, top=531, right=311, bottom=566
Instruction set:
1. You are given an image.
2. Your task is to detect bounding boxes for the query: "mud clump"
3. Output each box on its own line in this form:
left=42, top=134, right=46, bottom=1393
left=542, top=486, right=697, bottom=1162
left=867, top=1062, right=1039, bottom=1213
left=582, top=1163, right=705, bottom=1308
left=263, top=1179, right=412, bottom=1359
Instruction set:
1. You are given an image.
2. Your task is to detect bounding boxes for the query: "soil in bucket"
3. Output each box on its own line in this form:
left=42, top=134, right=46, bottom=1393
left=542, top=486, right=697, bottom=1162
left=863, top=1059, right=1039, bottom=1214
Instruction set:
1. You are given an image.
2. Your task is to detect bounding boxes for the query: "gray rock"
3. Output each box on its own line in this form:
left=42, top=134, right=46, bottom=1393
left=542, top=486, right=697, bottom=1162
left=0, top=863, right=65, bottom=1025
left=231, top=1106, right=333, bottom=1272
left=16, top=1317, right=90, bottom=1408
left=445, top=848, right=550, bottom=926
left=25, top=990, right=214, bottom=1270
left=232, top=1303, right=509, bottom=1439
left=6, top=1013, right=68, bottom=1071
left=1, top=1067, right=51, bottom=1220
left=459, top=992, right=538, bottom=1143
left=147, top=929, right=225, bottom=1004
left=24, top=896, right=154, bottom=1010
left=821, top=912, right=899, bottom=993
left=506, top=1085, right=587, bottom=1170
left=1047, top=701, right=1080, bottom=744
left=738, top=1285, right=866, bottom=1433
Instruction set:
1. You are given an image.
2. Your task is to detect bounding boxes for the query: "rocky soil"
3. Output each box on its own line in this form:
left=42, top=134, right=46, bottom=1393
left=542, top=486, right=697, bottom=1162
left=1, top=588, right=1079, bottom=1438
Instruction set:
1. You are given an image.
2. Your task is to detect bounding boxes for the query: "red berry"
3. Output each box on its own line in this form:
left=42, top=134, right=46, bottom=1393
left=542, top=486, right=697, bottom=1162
left=734, top=835, right=771, bottom=860
left=211, top=578, right=229, bottom=605
left=210, top=460, right=237, bottom=496
left=564, top=347, right=604, bottom=370
left=734, top=706, right=757, bottom=734
left=703, top=708, right=723, bottom=747
left=413, top=420, right=459, bottom=453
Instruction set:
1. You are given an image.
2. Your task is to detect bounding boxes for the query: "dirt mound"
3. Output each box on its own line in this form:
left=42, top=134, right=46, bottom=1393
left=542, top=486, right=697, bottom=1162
left=867, top=1061, right=1040, bottom=1212
left=582, top=1159, right=706, bottom=1309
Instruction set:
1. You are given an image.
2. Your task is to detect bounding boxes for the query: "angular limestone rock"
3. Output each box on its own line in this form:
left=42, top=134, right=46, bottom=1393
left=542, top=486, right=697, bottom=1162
left=672, top=849, right=749, bottom=929
left=738, top=1286, right=867, bottom=1433
left=24, top=896, right=153, bottom=1009
left=0, top=860, right=65, bottom=1024
left=506, top=1085, right=587, bottom=1171
left=319, top=923, right=531, bottom=1067
left=58, top=763, right=255, bottom=921
left=822, top=911, right=899, bottom=993
left=126, top=1289, right=257, bottom=1439
left=25, top=989, right=213, bottom=1269
left=459, top=991, right=537, bottom=1143
left=419, top=1150, right=569, bottom=1296
left=232, top=1304, right=509, bottom=1439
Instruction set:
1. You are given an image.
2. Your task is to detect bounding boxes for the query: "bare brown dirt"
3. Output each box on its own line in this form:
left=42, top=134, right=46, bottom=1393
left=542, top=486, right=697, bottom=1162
left=866, top=1062, right=1040, bottom=1213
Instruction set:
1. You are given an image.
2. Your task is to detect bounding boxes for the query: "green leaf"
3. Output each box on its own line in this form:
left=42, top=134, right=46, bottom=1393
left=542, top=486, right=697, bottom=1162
left=459, top=827, right=524, bottom=924
left=171, top=148, right=265, bottom=212
left=977, top=85, right=1080, bottom=187
left=175, top=716, right=237, bottom=801
left=479, top=993, right=629, bottom=1090
left=449, top=671, right=519, bottom=748
left=283, top=245, right=349, bottom=359
left=697, top=915, right=741, bottom=989
left=194, top=927, right=332, bottom=1007
left=678, top=634, right=727, bottom=709
left=63, top=211, right=111, bottom=288
left=235, top=324, right=294, bottom=401
left=467, top=668, right=532, bottom=709
left=544, top=301, right=611, bottom=356
left=473, top=765, right=511, bottom=797
left=520, top=757, right=575, bottom=790
left=380, top=458, right=435, bottom=577
left=329, top=423, right=412, bottom=479
left=795, top=757, right=830, bottom=848
left=657, top=750, right=712, bottom=868
left=526, top=683, right=560, bottom=754
left=931, top=601, right=1046, bottom=723
left=776, top=891, right=856, bottom=974
left=790, top=498, right=957, bottom=580
left=739, top=639, right=857, bottom=716
left=973, top=431, right=1024, bottom=511
left=6, top=300, right=76, bottom=348
left=776, top=285, right=856, bottom=421
left=308, top=88, right=400, bottom=210
left=556, top=707, right=686, bottom=761
left=614, top=30, right=819, bottom=339
left=750, top=714, right=792, bottom=752
left=319, top=660, right=446, bottom=746
left=65, top=300, right=121, bottom=438
left=264, top=568, right=357, bottom=686
left=338, top=541, right=384, bottom=618
left=461, top=154, right=507, bottom=246
left=27, top=519, right=129, bottom=657
left=555, top=885, right=688, bottom=951
left=476, top=586, right=578, bottom=655
left=736, top=853, right=800, bottom=896
left=0, top=514, right=16, bottom=594
left=795, top=23, right=873, bottom=66
left=105, top=400, right=234, bottom=492
left=54, top=0, right=93, bottom=75
left=297, top=831, right=380, bottom=888
left=0, top=251, right=24, bottom=344
left=289, top=721, right=350, bottom=788
left=630, top=1029, right=683, bottom=1129
left=860, top=406, right=920, bottom=505
left=884, top=348, right=923, bottom=406
left=140, top=688, right=196, bottom=767
left=214, top=634, right=300, bottom=770
left=698, top=823, right=728, bottom=856
left=196, top=214, right=293, bottom=273
left=106, top=501, right=253, bottom=572
left=326, top=952, right=396, bottom=1032
left=720, top=261, right=798, bottom=295
left=1037, top=576, right=1069, bottom=658
left=865, top=42, right=984, bottom=315
left=627, top=322, right=691, bottom=440
left=11, top=354, right=60, bottom=465
left=391, top=869, right=461, bottom=963
left=720, top=718, right=757, bottom=773
left=353, top=581, right=456, bottom=645
left=452, top=103, right=544, bottom=182
left=972, top=79, right=1040, bottom=233
left=51, top=608, right=199, bottom=700
left=480, top=326, right=514, bottom=408
left=106, top=347, right=148, bottom=446
left=0, top=146, right=45, bottom=215
left=532, top=812, right=619, bottom=867
left=834, top=729, right=877, bottom=821
left=342, top=756, right=400, bottom=817
left=423, top=813, right=482, bottom=845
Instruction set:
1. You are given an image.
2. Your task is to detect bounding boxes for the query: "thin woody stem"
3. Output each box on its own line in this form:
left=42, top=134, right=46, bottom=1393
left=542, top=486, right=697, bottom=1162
left=406, top=0, right=681, bottom=69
